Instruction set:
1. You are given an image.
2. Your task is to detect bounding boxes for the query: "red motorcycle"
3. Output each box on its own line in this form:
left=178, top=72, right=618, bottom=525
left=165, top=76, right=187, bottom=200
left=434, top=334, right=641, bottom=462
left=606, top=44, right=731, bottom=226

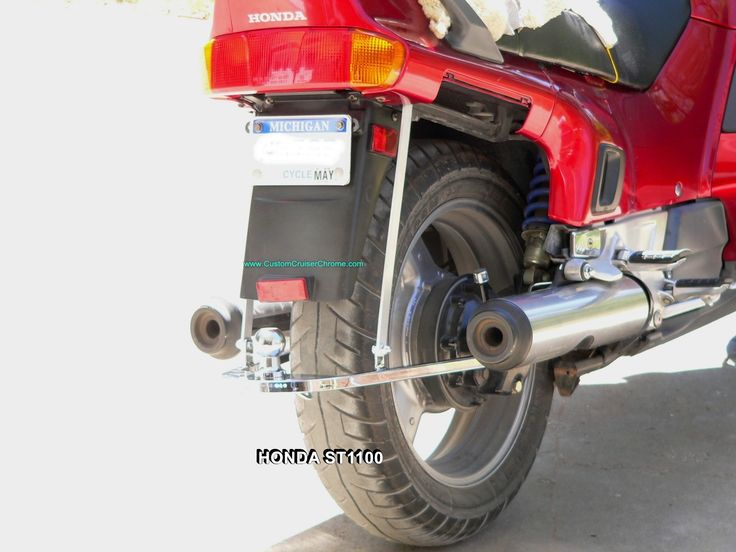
left=191, top=0, right=736, bottom=546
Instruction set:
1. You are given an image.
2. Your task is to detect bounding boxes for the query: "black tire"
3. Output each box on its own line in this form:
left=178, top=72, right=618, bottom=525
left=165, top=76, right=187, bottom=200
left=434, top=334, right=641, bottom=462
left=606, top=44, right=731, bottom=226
left=292, top=140, right=553, bottom=546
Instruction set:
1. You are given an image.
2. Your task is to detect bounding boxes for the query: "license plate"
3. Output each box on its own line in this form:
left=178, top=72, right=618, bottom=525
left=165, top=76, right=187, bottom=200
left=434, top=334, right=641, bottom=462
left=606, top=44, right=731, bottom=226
left=246, top=115, right=352, bottom=186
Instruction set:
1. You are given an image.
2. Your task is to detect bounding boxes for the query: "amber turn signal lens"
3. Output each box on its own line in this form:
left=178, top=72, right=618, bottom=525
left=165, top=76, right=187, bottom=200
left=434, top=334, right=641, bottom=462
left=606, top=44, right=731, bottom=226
left=350, top=31, right=405, bottom=88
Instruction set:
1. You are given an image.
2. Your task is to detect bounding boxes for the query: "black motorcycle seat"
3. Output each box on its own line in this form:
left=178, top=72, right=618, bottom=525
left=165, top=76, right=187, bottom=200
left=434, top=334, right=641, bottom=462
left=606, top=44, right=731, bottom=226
left=497, top=0, right=691, bottom=89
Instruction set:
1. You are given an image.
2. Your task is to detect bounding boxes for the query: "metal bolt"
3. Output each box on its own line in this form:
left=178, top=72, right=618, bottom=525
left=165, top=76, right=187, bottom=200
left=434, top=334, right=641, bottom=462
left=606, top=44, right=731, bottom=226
left=336, top=120, right=346, bottom=131
left=473, top=269, right=490, bottom=285
left=653, top=310, right=663, bottom=328
left=513, top=378, right=524, bottom=394
left=563, top=259, right=592, bottom=282
left=391, top=111, right=400, bottom=122
left=440, top=336, right=458, bottom=352
left=675, top=182, right=683, bottom=198
left=254, top=121, right=263, bottom=133
left=372, top=344, right=391, bottom=370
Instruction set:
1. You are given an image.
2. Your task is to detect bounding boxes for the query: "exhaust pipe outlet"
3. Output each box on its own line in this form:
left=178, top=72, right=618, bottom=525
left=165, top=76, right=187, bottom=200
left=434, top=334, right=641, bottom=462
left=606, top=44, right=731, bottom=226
left=467, top=278, right=650, bottom=370
left=190, top=299, right=243, bottom=360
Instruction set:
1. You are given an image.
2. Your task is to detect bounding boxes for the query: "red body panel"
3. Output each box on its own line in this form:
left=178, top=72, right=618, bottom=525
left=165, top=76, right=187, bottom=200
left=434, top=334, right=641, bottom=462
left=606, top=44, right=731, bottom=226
left=692, top=0, right=736, bottom=28
left=214, top=0, right=736, bottom=259
left=542, top=21, right=736, bottom=227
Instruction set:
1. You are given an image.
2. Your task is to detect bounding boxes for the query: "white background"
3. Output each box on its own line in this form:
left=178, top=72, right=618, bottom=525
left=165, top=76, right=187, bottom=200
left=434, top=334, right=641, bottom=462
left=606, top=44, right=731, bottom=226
left=0, top=2, right=734, bottom=551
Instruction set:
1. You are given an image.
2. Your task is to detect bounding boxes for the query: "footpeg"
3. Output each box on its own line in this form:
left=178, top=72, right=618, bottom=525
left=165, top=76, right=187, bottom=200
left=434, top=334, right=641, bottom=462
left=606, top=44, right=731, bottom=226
left=669, top=278, right=732, bottom=304
left=618, top=248, right=690, bottom=270
left=674, top=278, right=725, bottom=288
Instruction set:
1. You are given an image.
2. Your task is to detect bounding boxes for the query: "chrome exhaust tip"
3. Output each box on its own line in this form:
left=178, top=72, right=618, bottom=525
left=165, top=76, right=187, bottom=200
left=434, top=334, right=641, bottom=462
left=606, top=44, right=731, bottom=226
left=468, top=279, right=651, bottom=370
left=190, top=299, right=243, bottom=360
left=467, top=300, right=533, bottom=371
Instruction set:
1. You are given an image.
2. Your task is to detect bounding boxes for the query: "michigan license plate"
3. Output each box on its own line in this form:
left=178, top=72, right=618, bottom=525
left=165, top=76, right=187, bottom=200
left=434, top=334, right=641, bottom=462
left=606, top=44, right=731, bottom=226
left=246, top=115, right=352, bottom=186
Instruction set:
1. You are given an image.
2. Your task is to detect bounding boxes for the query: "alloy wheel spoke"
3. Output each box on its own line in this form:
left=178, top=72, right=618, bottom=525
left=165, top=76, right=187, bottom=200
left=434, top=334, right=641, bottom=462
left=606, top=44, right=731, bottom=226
left=404, top=238, right=453, bottom=288
left=393, top=379, right=427, bottom=443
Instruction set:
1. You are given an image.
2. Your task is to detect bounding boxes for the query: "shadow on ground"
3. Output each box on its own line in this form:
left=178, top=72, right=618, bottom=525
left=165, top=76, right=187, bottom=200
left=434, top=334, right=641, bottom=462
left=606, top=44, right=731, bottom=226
left=269, top=364, right=736, bottom=552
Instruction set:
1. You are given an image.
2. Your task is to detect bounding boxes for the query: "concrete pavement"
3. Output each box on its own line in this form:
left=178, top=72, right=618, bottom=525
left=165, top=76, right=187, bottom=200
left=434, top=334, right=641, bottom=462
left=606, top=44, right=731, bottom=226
left=271, top=361, right=736, bottom=552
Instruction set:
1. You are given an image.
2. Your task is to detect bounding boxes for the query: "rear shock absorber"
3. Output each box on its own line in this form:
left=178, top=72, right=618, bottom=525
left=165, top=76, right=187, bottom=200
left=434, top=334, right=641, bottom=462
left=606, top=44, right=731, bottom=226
left=521, top=157, right=552, bottom=285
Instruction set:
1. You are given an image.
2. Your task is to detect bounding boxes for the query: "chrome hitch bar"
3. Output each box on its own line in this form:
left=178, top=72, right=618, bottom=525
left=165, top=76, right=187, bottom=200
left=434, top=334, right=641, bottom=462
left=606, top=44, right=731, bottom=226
left=235, top=357, right=484, bottom=394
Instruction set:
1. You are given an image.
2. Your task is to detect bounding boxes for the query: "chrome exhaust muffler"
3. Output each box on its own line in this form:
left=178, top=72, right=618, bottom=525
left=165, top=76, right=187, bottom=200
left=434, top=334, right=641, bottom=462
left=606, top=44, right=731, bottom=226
left=467, top=277, right=651, bottom=370
left=190, top=299, right=293, bottom=360
left=199, top=280, right=650, bottom=391
left=190, top=299, right=244, bottom=360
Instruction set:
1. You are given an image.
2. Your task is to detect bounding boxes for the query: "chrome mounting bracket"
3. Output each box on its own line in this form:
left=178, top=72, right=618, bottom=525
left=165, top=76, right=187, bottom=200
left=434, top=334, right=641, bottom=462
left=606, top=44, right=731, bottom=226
left=372, top=103, right=414, bottom=370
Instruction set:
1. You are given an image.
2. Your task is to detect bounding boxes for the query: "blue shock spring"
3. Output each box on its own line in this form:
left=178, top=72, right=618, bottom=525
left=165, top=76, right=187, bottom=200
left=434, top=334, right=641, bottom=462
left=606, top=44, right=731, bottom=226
left=522, top=158, right=551, bottom=230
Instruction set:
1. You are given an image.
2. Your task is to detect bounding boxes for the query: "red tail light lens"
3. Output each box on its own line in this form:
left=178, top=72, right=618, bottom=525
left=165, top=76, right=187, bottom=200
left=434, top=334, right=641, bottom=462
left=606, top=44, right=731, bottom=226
left=205, top=28, right=405, bottom=95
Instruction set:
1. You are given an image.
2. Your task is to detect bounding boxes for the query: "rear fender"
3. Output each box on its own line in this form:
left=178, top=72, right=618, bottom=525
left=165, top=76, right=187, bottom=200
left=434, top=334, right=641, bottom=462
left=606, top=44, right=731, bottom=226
left=240, top=98, right=399, bottom=301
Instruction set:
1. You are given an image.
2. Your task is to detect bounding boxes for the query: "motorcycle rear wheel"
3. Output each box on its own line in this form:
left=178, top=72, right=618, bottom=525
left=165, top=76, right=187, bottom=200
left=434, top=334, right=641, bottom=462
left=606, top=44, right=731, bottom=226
left=292, top=140, right=553, bottom=546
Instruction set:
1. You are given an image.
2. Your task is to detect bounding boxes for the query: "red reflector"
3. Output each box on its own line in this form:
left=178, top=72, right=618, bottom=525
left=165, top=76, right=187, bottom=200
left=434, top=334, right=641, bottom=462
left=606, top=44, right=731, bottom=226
left=256, top=278, right=309, bottom=302
left=371, top=125, right=399, bottom=157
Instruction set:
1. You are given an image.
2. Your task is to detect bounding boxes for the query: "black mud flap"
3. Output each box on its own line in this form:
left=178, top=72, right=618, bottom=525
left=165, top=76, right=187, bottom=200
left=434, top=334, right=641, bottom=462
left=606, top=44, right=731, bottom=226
left=240, top=99, right=400, bottom=301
